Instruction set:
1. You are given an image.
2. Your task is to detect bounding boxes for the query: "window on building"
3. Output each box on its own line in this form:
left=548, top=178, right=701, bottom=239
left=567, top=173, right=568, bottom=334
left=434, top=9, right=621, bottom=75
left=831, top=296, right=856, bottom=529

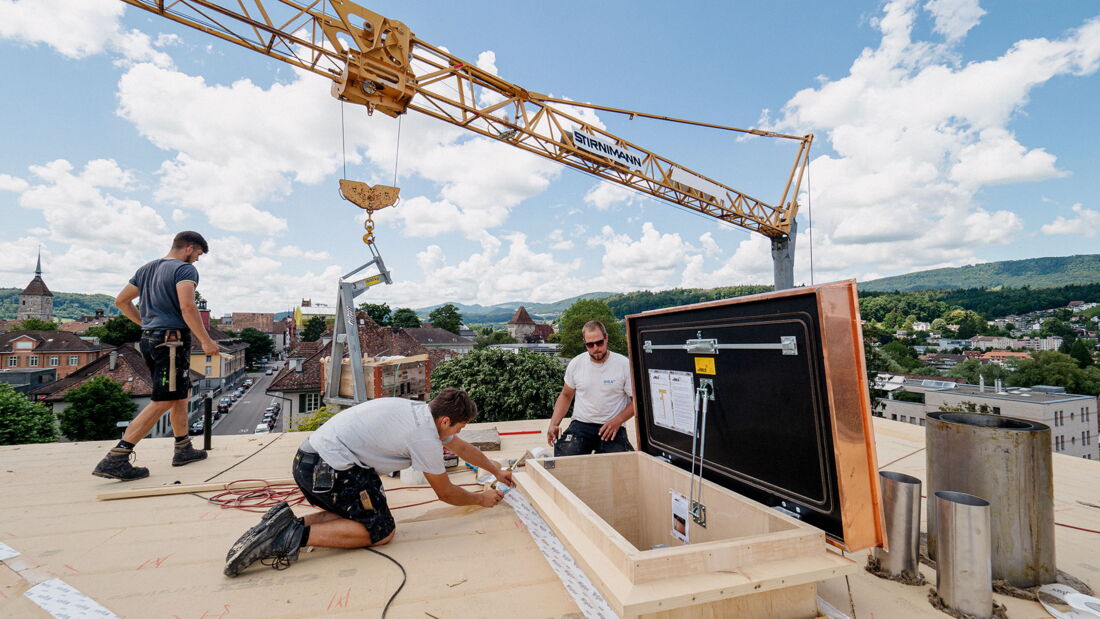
left=6, top=356, right=17, bottom=367
left=992, top=407, right=1001, bottom=415
left=205, top=366, right=212, bottom=375
left=28, top=356, right=39, bottom=367
left=303, top=392, right=321, bottom=411
left=891, top=414, right=898, bottom=421
left=900, top=415, right=906, bottom=423
left=48, top=356, right=59, bottom=366
left=919, top=418, right=926, bottom=427
left=1070, top=412, right=1076, bottom=421
left=206, top=355, right=212, bottom=362
left=69, top=355, right=79, bottom=366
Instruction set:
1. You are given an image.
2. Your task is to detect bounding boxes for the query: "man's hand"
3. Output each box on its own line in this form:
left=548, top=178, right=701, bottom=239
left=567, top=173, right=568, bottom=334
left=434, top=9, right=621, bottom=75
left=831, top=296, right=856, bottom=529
left=495, top=470, right=515, bottom=488
left=477, top=489, right=505, bottom=507
left=546, top=423, right=561, bottom=446
left=599, top=418, right=623, bottom=441
left=201, top=338, right=219, bottom=356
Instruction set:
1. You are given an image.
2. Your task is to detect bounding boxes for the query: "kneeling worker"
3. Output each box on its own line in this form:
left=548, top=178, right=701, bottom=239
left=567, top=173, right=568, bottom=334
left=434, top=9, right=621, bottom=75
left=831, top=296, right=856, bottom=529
left=224, top=388, right=511, bottom=576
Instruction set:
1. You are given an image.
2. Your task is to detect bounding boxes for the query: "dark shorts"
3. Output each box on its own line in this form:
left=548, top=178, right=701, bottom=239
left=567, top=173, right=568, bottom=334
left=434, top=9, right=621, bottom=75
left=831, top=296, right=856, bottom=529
left=553, top=420, right=634, bottom=457
left=139, top=328, right=192, bottom=402
left=292, top=449, right=395, bottom=545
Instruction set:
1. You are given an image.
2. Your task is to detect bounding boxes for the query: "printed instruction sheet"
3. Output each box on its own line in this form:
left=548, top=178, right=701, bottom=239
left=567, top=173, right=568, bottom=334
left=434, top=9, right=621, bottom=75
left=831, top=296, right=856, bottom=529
left=671, top=490, right=690, bottom=543
left=648, top=369, right=696, bottom=435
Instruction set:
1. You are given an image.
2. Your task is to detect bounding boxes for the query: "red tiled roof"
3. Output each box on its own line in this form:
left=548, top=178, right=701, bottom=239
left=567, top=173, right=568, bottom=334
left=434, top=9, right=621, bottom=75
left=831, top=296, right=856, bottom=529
left=30, top=345, right=202, bottom=402
left=404, top=327, right=474, bottom=345
left=507, top=306, right=535, bottom=325
left=532, top=324, right=555, bottom=341
left=0, top=331, right=112, bottom=353
left=21, top=276, right=52, bottom=297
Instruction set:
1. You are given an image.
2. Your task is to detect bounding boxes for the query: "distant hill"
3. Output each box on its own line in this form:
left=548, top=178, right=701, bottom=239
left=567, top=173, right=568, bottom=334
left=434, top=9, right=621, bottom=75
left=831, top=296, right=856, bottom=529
left=860, top=255, right=1100, bottom=292
left=0, top=288, right=119, bottom=321
left=415, top=292, right=617, bottom=324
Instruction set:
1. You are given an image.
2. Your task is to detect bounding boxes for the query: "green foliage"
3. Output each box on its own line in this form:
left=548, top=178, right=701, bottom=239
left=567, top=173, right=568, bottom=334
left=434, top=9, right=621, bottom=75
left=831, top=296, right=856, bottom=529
left=1007, top=351, right=1100, bottom=396
left=938, top=401, right=996, bottom=414
left=1040, top=318, right=1076, bottom=341
left=291, top=406, right=338, bottom=432
left=238, top=328, right=275, bottom=366
left=1069, top=339, right=1094, bottom=368
left=860, top=255, right=1100, bottom=292
left=430, top=349, right=564, bottom=422
left=474, top=328, right=517, bottom=349
left=358, top=302, right=392, bottom=326
left=59, top=376, right=137, bottom=441
left=391, top=308, right=422, bottom=328
left=880, top=341, right=933, bottom=374
left=0, top=289, right=117, bottom=321
left=602, top=285, right=771, bottom=318
left=86, top=315, right=141, bottom=345
left=428, top=303, right=463, bottom=334
left=301, top=316, right=326, bottom=342
left=0, top=383, right=58, bottom=445
left=18, top=317, right=56, bottom=330
left=891, top=390, right=925, bottom=403
left=947, top=359, right=1011, bottom=385
left=557, top=299, right=626, bottom=358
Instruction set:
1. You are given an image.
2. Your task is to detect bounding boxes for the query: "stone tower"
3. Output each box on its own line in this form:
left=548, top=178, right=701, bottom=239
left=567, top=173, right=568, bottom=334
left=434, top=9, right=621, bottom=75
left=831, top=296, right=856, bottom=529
left=506, top=306, right=537, bottom=340
left=17, top=250, right=54, bottom=322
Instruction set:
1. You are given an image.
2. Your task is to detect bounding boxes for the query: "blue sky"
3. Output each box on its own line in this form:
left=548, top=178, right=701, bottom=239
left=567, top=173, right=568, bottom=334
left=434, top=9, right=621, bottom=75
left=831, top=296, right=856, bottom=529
left=1, top=0, right=1098, bottom=315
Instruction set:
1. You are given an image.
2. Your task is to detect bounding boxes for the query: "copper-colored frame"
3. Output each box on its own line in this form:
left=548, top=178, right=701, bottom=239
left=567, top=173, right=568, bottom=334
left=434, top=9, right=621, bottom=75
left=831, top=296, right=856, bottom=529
left=120, top=0, right=812, bottom=238
left=626, top=280, right=885, bottom=552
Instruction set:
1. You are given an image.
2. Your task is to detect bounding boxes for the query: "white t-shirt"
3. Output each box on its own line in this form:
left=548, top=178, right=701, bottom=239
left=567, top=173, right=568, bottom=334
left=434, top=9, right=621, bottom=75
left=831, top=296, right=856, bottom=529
left=306, top=398, right=452, bottom=474
left=564, top=351, right=633, bottom=424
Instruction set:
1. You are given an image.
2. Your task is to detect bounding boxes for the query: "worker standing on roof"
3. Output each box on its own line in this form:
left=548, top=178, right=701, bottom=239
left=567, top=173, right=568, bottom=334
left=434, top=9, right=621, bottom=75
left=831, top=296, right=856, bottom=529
left=92, top=231, right=220, bottom=481
left=223, top=388, right=511, bottom=577
left=546, top=320, right=636, bottom=456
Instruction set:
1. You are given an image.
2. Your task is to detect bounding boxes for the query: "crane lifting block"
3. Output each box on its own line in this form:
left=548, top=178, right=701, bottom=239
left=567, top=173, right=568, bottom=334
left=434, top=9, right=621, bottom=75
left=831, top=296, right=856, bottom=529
left=339, top=180, right=400, bottom=212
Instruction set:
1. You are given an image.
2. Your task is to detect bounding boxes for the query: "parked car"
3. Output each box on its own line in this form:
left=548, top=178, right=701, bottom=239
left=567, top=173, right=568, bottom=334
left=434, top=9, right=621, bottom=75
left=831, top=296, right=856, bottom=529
left=217, top=403, right=230, bottom=413
left=219, top=397, right=231, bottom=406
left=254, top=423, right=270, bottom=434
left=265, top=368, right=273, bottom=375
left=189, top=420, right=204, bottom=435
left=243, top=379, right=253, bottom=387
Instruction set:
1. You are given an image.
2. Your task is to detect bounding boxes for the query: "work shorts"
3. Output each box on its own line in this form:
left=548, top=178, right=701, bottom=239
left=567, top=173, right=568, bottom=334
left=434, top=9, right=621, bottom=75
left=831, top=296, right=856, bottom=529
left=139, top=328, right=192, bottom=402
left=292, top=449, right=395, bottom=545
left=553, top=420, right=634, bottom=457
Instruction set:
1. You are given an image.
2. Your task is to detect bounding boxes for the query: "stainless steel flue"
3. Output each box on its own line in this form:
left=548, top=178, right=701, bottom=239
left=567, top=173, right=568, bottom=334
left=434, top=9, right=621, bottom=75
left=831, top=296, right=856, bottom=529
left=873, top=471, right=922, bottom=581
left=935, top=491, right=993, bottom=619
left=926, top=411, right=1055, bottom=587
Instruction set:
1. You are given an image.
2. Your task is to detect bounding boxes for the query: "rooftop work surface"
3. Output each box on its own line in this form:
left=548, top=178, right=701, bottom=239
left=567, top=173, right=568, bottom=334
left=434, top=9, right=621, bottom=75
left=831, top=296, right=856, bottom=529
left=0, top=419, right=1097, bottom=617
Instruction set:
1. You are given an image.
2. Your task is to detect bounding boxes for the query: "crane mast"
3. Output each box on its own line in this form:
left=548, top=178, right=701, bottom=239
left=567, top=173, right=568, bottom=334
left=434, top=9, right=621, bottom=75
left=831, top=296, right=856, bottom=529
left=120, top=0, right=811, bottom=258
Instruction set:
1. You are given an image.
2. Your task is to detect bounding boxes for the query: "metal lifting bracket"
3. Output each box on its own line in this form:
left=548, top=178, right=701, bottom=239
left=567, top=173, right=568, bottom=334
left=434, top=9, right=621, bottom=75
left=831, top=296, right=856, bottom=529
left=644, top=331, right=797, bottom=356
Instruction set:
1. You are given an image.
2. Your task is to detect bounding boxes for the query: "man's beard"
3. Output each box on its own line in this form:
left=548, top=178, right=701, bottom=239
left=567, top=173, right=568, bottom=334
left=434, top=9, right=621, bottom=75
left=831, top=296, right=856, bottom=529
left=588, top=349, right=607, bottom=361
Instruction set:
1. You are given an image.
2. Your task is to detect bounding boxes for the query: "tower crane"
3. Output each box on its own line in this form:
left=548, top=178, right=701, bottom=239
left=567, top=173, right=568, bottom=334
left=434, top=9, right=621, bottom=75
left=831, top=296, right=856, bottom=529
left=120, top=0, right=814, bottom=405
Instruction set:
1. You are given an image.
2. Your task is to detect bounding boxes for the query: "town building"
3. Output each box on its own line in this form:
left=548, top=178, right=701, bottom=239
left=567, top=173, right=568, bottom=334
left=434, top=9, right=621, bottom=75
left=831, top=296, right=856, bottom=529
left=58, top=308, right=110, bottom=335
left=0, top=368, right=56, bottom=395
left=1017, top=336, right=1064, bottom=351
left=403, top=327, right=476, bottom=356
left=506, top=306, right=555, bottom=343
left=17, top=252, right=53, bottom=323
left=231, top=312, right=274, bottom=333
left=293, top=299, right=336, bottom=329
left=30, top=346, right=205, bottom=438
left=875, top=374, right=1096, bottom=460
left=0, top=331, right=112, bottom=379
left=189, top=325, right=248, bottom=394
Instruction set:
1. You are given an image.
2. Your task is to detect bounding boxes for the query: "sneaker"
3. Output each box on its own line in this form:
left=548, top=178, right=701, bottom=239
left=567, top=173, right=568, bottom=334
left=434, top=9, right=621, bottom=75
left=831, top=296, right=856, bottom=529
left=225, top=502, right=294, bottom=561
left=224, top=514, right=304, bottom=577
left=172, top=437, right=208, bottom=467
left=92, top=448, right=150, bottom=481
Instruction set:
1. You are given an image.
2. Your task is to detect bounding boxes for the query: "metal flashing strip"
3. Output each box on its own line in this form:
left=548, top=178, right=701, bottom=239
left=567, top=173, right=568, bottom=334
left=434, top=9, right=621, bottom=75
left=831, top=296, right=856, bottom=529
left=504, top=491, right=617, bottom=619
left=24, top=579, right=118, bottom=618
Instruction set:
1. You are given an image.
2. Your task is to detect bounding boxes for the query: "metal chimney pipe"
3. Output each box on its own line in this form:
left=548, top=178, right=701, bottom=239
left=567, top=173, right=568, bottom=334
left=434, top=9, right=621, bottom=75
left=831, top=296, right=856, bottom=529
left=873, top=471, right=922, bottom=582
left=934, top=491, right=993, bottom=618
left=926, top=412, right=1055, bottom=587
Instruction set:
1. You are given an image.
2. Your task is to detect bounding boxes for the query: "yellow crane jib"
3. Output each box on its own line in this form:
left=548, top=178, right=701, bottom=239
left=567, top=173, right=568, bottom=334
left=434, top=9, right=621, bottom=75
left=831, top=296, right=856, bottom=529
left=339, top=179, right=399, bottom=245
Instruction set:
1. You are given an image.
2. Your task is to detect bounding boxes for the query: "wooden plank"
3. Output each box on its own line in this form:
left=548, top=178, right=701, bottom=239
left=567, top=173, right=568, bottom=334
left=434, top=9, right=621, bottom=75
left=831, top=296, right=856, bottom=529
left=96, top=478, right=296, bottom=501
left=457, top=427, right=501, bottom=451
left=638, top=583, right=817, bottom=619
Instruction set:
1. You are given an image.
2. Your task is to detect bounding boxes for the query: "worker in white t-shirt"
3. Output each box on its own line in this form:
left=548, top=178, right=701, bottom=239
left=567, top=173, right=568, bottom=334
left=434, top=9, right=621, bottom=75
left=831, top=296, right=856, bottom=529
left=546, top=320, right=635, bottom=455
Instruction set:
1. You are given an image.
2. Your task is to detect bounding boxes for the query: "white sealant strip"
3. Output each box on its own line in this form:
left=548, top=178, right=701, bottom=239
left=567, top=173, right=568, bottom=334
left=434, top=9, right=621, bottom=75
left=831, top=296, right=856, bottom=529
left=505, top=490, right=618, bottom=619
left=0, top=541, right=19, bottom=561
left=24, top=579, right=118, bottom=618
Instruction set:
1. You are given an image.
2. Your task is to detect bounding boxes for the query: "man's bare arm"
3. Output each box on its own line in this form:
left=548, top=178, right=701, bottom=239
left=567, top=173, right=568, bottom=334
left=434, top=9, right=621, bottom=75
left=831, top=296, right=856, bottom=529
left=424, top=471, right=502, bottom=507
left=546, top=384, right=576, bottom=445
left=115, top=284, right=142, bottom=326
left=176, top=281, right=219, bottom=356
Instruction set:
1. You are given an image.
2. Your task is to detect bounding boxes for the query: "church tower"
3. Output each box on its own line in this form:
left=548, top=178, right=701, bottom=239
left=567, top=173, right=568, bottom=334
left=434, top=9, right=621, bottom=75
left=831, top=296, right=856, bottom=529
left=17, top=250, right=54, bottom=323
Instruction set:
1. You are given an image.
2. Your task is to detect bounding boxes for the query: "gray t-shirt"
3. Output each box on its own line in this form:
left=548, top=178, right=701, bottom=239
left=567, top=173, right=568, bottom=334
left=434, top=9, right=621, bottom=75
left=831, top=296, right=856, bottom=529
left=128, top=258, right=199, bottom=329
left=306, top=398, right=451, bottom=474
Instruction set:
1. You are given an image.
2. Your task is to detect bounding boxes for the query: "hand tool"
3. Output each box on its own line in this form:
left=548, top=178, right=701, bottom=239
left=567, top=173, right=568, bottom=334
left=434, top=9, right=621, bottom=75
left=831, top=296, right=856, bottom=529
left=156, top=329, right=183, bottom=392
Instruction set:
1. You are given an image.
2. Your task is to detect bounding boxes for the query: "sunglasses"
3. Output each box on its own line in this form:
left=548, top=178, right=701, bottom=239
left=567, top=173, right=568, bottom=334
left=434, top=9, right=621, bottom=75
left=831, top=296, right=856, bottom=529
left=584, top=338, right=606, bottom=349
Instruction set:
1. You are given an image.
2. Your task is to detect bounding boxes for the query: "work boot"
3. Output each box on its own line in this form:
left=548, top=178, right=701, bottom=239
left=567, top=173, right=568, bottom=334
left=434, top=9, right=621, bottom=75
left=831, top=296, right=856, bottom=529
left=224, top=513, right=305, bottom=577
left=225, top=502, right=294, bottom=561
left=92, top=447, right=150, bottom=481
left=172, top=437, right=208, bottom=467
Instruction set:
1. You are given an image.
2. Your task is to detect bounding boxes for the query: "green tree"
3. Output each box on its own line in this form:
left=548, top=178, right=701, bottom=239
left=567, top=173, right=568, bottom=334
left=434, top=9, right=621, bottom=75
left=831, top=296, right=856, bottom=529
left=1040, top=317, right=1076, bottom=341
left=430, top=348, right=564, bottom=422
left=391, top=308, right=422, bottom=329
left=58, top=376, right=137, bottom=441
left=938, top=400, right=995, bottom=414
left=301, top=316, right=326, bottom=342
left=428, top=304, right=463, bottom=334
left=290, top=406, right=338, bottom=432
left=358, top=302, right=392, bottom=326
left=86, top=315, right=142, bottom=346
left=1007, top=350, right=1100, bottom=395
left=474, top=328, right=517, bottom=350
left=1069, top=339, right=1094, bottom=368
left=238, top=328, right=275, bottom=366
left=18, top=317, right=56, bottom=330
left=557, top=299, right=626, bottom=358
left=0, top=383, right=59, bottom=445
left=947, top=359, right=1011, bottom=385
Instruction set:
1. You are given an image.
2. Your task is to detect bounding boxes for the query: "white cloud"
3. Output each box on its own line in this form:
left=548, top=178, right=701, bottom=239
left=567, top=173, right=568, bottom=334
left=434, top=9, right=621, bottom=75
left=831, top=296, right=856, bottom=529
left=547, top=229, right=574, bottom=251
left=765, top=1, right=1100, bottom=278
left=1042, top=204, right=1100, bottom=237
left=583, top=182, right=643, bottom=211
left=259, top=238, right=331, bottom=261
left=590, top=222, right=696, bottom=290
left=0, top=173, right=28, bottom=193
